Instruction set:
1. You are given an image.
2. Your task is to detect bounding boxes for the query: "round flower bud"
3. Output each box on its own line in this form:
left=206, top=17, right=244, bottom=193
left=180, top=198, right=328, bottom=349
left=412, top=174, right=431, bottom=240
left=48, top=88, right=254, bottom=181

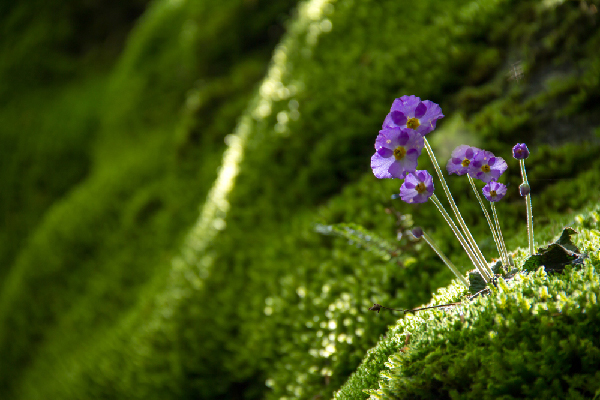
left=411, top=227, right=424, bottom=239
left=519, top=183, right=531, bottom=196
left=512, top=143, right=529, bottom=159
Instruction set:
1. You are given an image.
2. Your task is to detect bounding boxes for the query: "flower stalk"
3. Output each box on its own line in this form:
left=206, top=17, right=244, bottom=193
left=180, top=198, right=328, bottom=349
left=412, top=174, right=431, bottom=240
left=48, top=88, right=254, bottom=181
left=430, top=195, right=491, bottom=282
left=490, top=202, right=509, bottom=272
left=513, top=143, right=534, bottom=257
left=424, top=139, right=492, bottom=277
left=520, top=159, right=534, bottom=256
left=468, top=175, right=509, bottom=268
left=417, top=229, right=470, bottom=288
left=370, top=96, right=526, bottom=292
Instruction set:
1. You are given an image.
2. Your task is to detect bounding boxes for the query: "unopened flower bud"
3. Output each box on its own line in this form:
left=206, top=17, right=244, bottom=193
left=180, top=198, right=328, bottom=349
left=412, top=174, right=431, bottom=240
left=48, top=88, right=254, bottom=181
left=519, top=183, right=530, bottom=196
left=411, top=227, right=424, bottom=239
left=512, top=143, right=529, bottom=160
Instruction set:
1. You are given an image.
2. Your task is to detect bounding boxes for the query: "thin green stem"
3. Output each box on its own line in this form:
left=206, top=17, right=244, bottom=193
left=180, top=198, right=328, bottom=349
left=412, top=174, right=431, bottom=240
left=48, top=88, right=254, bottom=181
left=430, top=195, right=491, bottom=282
left=467, top=175, right=507, bottom=268
left=424, top=139, right=491, bottom=276
left=490, top=202, right=509, bottom=273
left=520, top=159, right=534, bottom=256
left=422, top=231, right=469, bottom=288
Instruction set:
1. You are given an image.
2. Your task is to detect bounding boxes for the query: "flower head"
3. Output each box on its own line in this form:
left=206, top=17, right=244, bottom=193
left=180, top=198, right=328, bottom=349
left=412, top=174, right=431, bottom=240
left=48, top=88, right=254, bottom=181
left=383, top=95, right=444, bottom=136
left=399, top=170, right=434, bottom=203
left=447, top=145, right=480, bottom=175
left=469, top=150, right=507, bottom=183
left=512, top=143, right=529, bottom=159
left=482, top=180, right=507, bottom=202
left=371, top=127, right=424, bottom=179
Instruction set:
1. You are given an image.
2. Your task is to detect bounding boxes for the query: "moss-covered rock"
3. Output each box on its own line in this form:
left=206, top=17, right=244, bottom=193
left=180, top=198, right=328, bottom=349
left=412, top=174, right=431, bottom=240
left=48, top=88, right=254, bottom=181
left=337, top=206, right=600, bottom=399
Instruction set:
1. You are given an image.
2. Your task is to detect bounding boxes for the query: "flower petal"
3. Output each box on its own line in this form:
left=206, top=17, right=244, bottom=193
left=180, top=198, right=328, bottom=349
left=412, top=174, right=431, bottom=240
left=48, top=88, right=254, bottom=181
left=396, top=95, right=421, bottom=110
left=414, top=102, right=427, bottom=118
left=377, top=147, right=393, bottom=157
left=388, top=160, right=410, bottom=179
left=397, top=130, right=410, bottom=146
left=390, top=111, right=407, bottom=126
left=417, top=100, right=444, bottom=135
left=371, top=153, right=394, bottom=179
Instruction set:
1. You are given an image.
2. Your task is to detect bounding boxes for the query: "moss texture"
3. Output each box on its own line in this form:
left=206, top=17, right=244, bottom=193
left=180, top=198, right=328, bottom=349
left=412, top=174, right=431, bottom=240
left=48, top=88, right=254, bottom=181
left=337, top=206, right=600, bottom=399
left=0, top=0, right=599, bottom=399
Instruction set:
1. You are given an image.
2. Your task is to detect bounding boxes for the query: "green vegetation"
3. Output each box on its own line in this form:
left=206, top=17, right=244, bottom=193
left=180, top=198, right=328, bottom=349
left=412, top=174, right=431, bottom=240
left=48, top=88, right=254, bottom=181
left=0, top=0, right=297, bottom=398
left=1, top=0, right=599, bottom=399
left=337, top=206, right=600, bottom=399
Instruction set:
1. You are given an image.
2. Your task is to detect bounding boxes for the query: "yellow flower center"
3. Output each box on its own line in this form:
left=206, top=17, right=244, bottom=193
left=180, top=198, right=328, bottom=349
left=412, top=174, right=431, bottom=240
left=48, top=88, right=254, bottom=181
left=394, top=146, right=407, bottom=160
left=416, top=182, right=427, bottom=194
left=490, top=190, right=497, bottom=197
left=461, top=159, right=470, bottom=167
left=406, top=118, right=420, bottom=130
left=481, top=165, right=491, bottom=173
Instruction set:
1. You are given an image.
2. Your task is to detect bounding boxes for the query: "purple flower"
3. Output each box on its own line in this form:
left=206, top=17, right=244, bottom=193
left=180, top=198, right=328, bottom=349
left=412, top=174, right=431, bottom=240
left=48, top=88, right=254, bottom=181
left=383, top=95, right=444, bottom=136
left=371, top=127, right=424, bottom=179
left=512, top=143, right=529, bottom=159
left=482, top=181, right=507, bottom=202
left=399, top=170, right=434, bottom=203
left=446, top=145, right=480, bottom=175
left=469, top=150, right=507, bottom=183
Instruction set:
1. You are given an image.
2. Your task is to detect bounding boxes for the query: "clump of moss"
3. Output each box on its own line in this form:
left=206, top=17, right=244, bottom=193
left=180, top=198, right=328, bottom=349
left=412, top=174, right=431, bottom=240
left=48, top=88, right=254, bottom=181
left=335, top=204, right=600, bottom=399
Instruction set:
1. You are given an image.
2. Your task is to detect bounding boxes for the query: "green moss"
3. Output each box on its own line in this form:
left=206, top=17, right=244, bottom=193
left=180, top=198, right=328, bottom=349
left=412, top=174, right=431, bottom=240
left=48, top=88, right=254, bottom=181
left=0, top=0, right=298, bottom=398
left=0, top=78, right=100, bottom=282
left=1, top=0, right=600, bottom=399
left=0, top=0, right=149, bottom=98
left=336, top=205, right=600, bottom=399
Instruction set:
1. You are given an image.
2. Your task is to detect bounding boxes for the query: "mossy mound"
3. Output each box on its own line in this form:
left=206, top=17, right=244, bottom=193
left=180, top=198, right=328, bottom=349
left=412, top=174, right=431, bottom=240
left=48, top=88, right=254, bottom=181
left=336, top=206, right=600, bottom=399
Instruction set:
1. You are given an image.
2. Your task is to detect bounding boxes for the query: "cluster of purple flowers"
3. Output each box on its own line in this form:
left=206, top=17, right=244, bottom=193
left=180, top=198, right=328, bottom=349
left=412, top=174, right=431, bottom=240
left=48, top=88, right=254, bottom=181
left=371, top=95, right=516, bottom=204
left=446, top=145, right=508, bottom=202
left=370, top=95, right=443, bottom=203
left=370, top=96, right=536, bottom=283
left=371, top=96, right=532, bottom=207
left=370, top=95, right=537, bottom=286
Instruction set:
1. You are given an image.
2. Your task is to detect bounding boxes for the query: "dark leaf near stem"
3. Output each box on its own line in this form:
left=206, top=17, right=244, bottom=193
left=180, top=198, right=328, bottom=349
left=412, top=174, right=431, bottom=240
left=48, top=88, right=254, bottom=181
left=468, top=270, right=487, bottom=294
left=523, top=227, right=584, bottom=274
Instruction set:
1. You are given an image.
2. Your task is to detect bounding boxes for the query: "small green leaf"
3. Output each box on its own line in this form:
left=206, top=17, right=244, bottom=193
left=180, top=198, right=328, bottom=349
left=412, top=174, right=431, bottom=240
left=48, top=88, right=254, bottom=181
left=468, top=270, right=487, bottom=294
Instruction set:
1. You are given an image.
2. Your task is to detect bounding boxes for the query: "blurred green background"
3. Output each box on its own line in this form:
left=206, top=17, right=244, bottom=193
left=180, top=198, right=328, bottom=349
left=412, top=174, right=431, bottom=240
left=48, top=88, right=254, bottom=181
left=1, top=0, right=599, bottom=399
